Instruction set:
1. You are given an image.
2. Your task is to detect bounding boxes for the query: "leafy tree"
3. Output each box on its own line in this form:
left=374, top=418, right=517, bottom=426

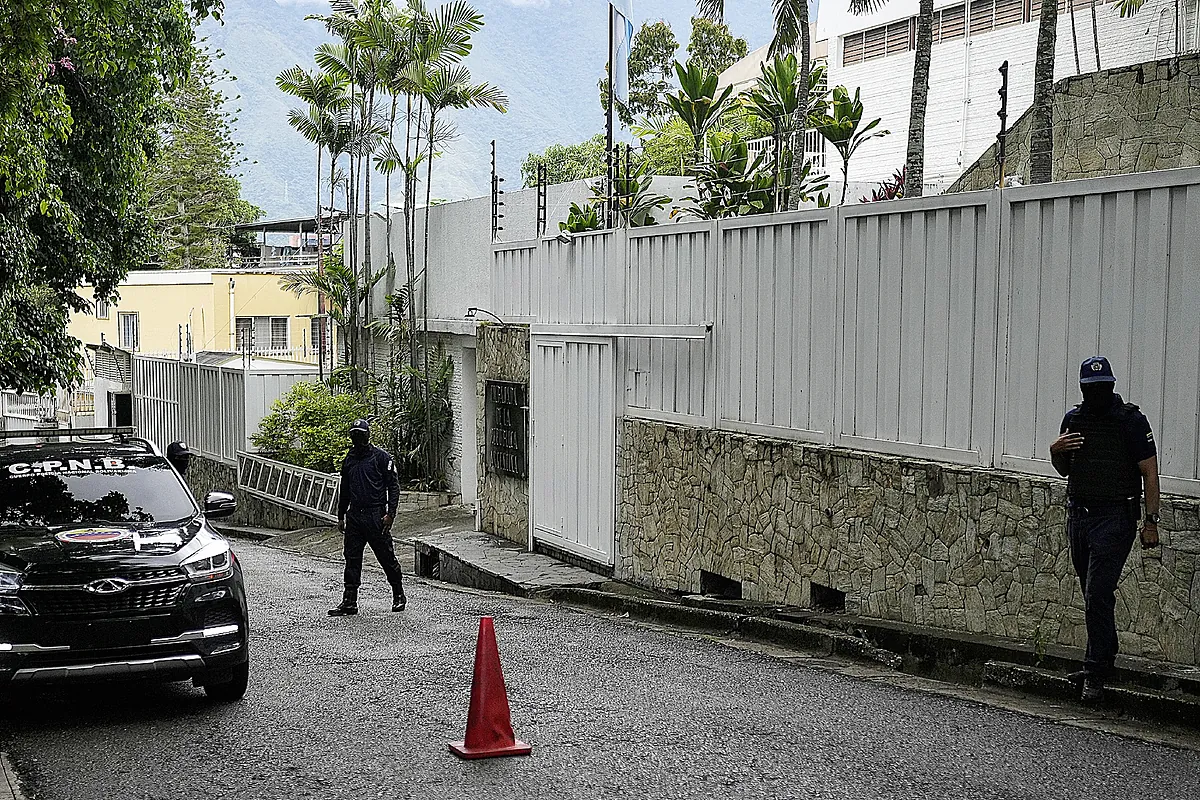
left=635, top=117, right=693, bottom=176
left=599, top=20, right=680, bottom=127
left=146, top=45, right=262, bottom=270
left=251, top=381, right=372, bottom=473
left=0, top=0, right=219, bottom=393
left=521, top=134, right=607, bottom=187
left=686, top=15, right=748, bottom=77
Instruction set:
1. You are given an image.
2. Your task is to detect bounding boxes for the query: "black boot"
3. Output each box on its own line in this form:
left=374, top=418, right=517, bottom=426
left=392, top=585, right=407, bottom=612
left=328, top=599, right=358, bottom=616
left=1081, top=676, right=1105, bottom=703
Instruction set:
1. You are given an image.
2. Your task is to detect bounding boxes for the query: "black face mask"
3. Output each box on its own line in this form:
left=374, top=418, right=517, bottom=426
left=349, top=432, right=369, bottom=449
left=1080, top=382, right=1115, bottom=411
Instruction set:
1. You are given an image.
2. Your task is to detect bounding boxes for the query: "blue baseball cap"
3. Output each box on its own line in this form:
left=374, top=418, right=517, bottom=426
left=1079, top=356, right=1116, bottom=384
left=349, top=418, right=370, bottom=435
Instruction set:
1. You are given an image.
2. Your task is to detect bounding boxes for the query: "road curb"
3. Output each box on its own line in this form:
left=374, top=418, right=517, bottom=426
left=1, top=752, right=29, bottom=800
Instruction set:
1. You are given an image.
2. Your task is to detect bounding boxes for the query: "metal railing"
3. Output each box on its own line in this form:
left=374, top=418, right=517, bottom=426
left=236, top=451, right=340, bottom=524
left=744, top=132, right=828, bottom=170
left=226, top=254, right=321, bottom=271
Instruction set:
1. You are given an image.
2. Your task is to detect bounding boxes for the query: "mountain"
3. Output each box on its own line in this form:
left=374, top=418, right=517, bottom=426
left=202, top=0, right=779, bottom=219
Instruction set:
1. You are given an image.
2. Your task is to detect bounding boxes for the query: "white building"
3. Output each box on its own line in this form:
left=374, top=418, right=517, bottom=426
left=726, top=0, right=1200, bottom=192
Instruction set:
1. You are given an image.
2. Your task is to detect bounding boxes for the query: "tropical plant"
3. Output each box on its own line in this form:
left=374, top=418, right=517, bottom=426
left=634, top=116, right=694, bottom=176
left=666, top=60, right=735, bottom=161
left=522, top=135, right=606, bottom=187
left=279, top=246, right=384, bottom=384
left=251, top=382, right=372, bottom=473
left=744, top=56, right=828, bottom=208
left=560, top=202, right=603, bottom=233
left=860, top=167, right=906, bottom=202
left=591, top=160, right=671, bottom=227
left=679, top=137, right=771, bottom=219
left=810, top=85, right=889, bottom=205
left=697, top=0, right=813, bottom=210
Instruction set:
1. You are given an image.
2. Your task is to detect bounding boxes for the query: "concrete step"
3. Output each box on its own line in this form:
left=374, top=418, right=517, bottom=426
left=410, top=531, right=608, bottom=597
left=983, top=661, right=1200, bottom=729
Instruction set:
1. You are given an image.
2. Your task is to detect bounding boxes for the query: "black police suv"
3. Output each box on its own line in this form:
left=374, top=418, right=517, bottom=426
left=0, top=427, right=249, bottom=701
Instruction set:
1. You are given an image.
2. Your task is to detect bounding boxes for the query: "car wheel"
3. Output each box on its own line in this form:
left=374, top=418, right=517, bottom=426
left=204, top=661, right=249, bottom=702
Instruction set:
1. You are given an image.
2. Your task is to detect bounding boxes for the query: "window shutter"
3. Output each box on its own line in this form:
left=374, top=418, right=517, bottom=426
left=995, top=0, right=1026, bottom=27
left=969, top=0, right=995, bottom=36
left=864, top=25, right=888, bottom=61
left=843, top=32, right=866, bottom=66
left=271, top=317, right=289, bottom=351
left=938, top=4, right=967, bottom=42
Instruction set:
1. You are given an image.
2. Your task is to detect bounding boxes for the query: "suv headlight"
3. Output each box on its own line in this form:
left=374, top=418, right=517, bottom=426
left=0, top=563, right=30, bottom=616
left=183, top=541, right=234, bottom=582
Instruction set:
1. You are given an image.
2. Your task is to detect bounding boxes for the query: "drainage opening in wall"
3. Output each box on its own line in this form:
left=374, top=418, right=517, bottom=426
left=415, top=549, right=441, bottom=580
left=810, top=581, right=846, bottom=612
left=700, top=570, right=743, bottom=600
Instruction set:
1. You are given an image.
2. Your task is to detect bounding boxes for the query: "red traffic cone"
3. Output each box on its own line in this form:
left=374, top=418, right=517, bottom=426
left=448, top=616, right=532, bottom=760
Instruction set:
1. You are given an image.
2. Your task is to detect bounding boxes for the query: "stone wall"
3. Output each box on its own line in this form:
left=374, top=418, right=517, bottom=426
left=949, top=53, right=1200, bottom=193
left=186, top=454, right=327, bottom=530
left=616, top=419, right=1200, bottom=667
left=476, top=324, right=529, bottom=545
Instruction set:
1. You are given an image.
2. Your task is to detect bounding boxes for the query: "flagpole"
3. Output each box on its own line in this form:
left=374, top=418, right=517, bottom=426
left=606, top=1, right=614, bottom=229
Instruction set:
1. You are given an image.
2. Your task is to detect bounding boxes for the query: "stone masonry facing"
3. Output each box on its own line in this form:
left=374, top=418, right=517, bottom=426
left=616, top=419, right=1200, bottom=667
left=476, top=323, right=530, bottom=545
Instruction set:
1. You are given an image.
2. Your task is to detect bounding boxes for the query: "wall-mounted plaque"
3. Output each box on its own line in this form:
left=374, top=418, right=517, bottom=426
left=485, top=380, right=527, bottom=479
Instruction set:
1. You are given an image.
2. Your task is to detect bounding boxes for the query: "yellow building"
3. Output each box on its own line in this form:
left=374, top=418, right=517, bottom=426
left=69, top=269, right=331, bottom=361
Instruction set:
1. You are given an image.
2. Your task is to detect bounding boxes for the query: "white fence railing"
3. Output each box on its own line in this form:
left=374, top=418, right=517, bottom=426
left=744, top=131, right=827, bottom=170
left=494, top=167, right=1200, bottom=497
left=236, top=451, right=340, bottom=523
left=132, top=355, right=318, bottom=464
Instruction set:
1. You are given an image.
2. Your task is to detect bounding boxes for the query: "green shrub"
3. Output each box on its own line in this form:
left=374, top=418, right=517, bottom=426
left=250, top=382, right=371, bottom=473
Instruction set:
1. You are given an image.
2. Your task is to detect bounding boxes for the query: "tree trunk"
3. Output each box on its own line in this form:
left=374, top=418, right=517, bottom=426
left=840, top=156, right=850, bottom=206
left=905, top=0, right=934, bottom=198
left=362, top=87, right=375, bottom=388
left=787, top=5, right=812, bottom=211
left=422, top=109, right=437, bottom=479
left=1069, top=6, right=1082, bottom=75
left=1030, top=0, right=1058, bottom=185
left=1089, top=0, right=1101, bottom=71
left=315, top=145, right=325, bottom=378
left=328, top=155, right=337, bottom=373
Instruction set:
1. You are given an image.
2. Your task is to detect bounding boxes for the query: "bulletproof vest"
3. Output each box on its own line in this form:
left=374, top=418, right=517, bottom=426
left=1065, top=402, right=1143, bottom=501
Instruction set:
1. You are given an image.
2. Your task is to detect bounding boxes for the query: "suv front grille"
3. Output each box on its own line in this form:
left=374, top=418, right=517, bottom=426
left=24, top=583, right=186, bottom=616
left=24, top=567, right=185, bottom=586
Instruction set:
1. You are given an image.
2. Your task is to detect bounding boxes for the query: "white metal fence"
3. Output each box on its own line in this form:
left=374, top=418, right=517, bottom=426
left=132, top=355, right=318, bottom=464
left=494, top=166, right=1200, bottom=497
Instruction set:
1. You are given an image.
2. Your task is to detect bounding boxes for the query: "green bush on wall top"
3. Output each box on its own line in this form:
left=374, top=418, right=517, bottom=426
left=251, top=382, right=371, bottom=473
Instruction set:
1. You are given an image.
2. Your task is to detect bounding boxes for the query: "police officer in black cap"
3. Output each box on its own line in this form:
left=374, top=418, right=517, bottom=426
left=328, top=418, right=407, bottom=616
left=1050, top=356, right=1160, bottom=702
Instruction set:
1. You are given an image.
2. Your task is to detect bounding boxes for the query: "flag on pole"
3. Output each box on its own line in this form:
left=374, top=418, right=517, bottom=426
left=610, top=0, right=634, bottom=106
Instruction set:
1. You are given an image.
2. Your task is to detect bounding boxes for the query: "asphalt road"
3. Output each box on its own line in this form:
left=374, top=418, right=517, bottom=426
left=3, top=542, right=1199, bottom=800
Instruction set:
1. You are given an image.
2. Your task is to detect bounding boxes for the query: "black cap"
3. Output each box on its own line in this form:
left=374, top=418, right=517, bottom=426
left=166, top=441, right=191, bottom=458
left=1079, top=356, right=1116, bottom=384
left=349, top=418, right=370, bottom=435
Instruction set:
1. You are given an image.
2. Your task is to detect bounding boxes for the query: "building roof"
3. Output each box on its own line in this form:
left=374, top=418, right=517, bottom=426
left=716, top=31, right=829, bottom=94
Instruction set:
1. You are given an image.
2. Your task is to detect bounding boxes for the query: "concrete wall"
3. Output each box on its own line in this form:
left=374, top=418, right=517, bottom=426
left=185, top=454, right=328, bottom=530
left=476, top=324, right=530, bottom=545
left=616, top=419, right=1200, bottom=667
left=825, top=0, right=1194, bottom=191
left=950, top=53, right=1200, bottom=191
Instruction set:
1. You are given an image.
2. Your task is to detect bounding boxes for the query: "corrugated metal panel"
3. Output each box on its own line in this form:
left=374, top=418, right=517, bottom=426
left=719, top=211, right=837, bottom=440
left=838, top=194, right=999, bottom=464
left=530, top=337, right=615, bottom=565
left=492, top=242, right=538, bottom=318
left=999, top=172, right=1200, bottom=489
left=537, top=231, right=621, bottom=325
left=625, top=223, right=714, bottom=419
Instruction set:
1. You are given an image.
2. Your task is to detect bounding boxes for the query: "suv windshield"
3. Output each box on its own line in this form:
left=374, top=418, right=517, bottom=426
left=0, top=454, right=197, bottom=528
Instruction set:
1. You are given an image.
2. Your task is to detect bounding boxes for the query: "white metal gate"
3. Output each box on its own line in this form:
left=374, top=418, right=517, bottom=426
left=530, top=337, right=616, bottom=565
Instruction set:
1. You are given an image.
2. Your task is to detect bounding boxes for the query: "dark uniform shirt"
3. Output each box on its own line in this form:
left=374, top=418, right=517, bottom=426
left=1059, top=393, right=1156, bottom=502
left=337, top=444, right=400, bottom=518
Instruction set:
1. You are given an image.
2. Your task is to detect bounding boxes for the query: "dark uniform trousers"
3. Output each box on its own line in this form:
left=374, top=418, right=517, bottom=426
left=342, top=505, right=405, bottom=603
left=1067, top=499, right=1138, bottom=678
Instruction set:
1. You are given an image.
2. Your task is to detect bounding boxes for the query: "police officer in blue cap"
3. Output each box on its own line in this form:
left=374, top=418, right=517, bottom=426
left=1050, top=356, right=1159, bottom=702
left=328, top=418, right=407, bottom=616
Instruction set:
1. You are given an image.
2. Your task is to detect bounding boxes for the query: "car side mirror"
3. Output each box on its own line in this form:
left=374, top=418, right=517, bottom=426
left=203, top=491, right=237, bottom=519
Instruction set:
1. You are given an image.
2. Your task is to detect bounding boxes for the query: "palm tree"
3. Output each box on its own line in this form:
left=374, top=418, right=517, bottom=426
left=745, top=55, right=827, bottom=207
left=845, top=0, right=933, bottom=197
left=411, top=62, right=506, bottom=474
left=1030, top=0, right=1058, bottom=184
left=697, top=0, right=813, bottom=209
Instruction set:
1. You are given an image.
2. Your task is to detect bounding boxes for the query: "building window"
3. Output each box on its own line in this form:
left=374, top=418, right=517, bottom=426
left=235, top=317, right=254, bottom=351
left=935, top=4, right=968, bottom=43
left=118, top=312, right=139, bottom=351
left=95, top=300, right=110, bottom=319
left=270, top=317, right=289, bottom=351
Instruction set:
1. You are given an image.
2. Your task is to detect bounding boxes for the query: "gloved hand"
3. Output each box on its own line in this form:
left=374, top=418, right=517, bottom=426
left=338, top=515, right=345, bottom=534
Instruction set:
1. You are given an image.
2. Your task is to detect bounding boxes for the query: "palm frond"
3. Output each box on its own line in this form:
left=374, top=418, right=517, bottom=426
left=696, top=0, right=725, bottom=21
